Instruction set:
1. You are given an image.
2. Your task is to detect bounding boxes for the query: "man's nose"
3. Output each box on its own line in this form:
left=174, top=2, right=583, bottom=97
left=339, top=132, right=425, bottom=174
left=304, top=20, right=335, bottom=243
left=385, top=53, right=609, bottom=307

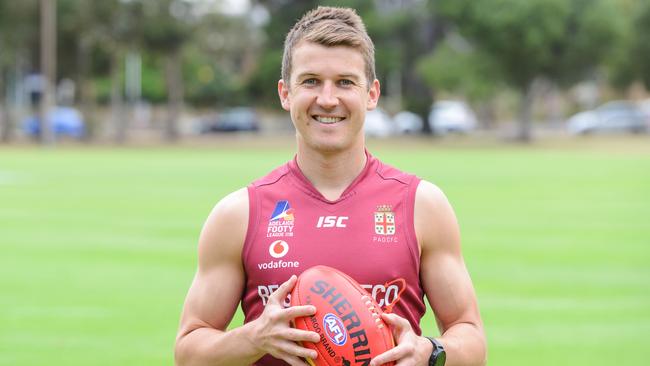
left=316, top=81, right=339, bottom=109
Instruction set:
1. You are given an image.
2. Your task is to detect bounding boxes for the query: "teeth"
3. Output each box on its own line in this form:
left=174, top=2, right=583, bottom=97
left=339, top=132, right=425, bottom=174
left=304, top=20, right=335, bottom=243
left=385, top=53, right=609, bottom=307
left=315, top=116, right=343, bottom=124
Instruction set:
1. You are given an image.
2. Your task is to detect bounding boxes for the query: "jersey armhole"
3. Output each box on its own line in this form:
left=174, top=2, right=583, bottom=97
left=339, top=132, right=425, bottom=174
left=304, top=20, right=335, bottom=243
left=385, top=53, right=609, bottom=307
left=404, top=176, right=422, bottom=271
left=241, top=185, right=259, bottom=265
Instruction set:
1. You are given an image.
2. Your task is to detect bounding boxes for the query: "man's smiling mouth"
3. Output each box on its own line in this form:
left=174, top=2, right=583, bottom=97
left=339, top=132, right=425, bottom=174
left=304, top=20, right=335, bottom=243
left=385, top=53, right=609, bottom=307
left=313, top=116, right=345, bottom=124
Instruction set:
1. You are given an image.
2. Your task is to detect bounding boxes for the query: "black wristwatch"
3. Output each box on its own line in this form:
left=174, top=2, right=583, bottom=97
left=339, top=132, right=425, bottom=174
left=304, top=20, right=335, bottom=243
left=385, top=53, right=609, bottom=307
left=426, top=337, right=446, bottom=366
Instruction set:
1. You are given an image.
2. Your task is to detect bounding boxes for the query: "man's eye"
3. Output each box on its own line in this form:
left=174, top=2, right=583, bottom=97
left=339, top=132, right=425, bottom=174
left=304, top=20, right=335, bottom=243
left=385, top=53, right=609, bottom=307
left=339, top=79, right=354, bottom=86
left=303, top=79, right=318, bottom=85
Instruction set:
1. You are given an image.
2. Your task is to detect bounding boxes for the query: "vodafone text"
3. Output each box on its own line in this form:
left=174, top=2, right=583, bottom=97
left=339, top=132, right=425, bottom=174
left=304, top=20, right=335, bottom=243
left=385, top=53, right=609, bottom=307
left=257, top=259, right=299, bottom=271
left=257, top=282, right=400, bottom=307
left=316, top=215, right=349, bottom=228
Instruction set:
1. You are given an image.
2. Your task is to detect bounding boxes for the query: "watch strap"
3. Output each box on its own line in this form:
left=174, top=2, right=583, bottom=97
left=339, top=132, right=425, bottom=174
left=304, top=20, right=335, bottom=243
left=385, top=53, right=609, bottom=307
left=425, top=337, right=446, bottom=366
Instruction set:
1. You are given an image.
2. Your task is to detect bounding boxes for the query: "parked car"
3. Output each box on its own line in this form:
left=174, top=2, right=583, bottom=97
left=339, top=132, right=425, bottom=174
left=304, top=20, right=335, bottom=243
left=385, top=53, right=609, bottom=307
left=200, top=107, right=259, bottom=133
left=428, top=100, right=477, bottom=134
left=394, top=110, right=423, bottom=134
left=567, top=101, right=647, bottom=135
left=364, top=108, right=394, bottom=137
left=638, top=99, right=650, bottom=125
left=23, top=106, right=85, bottom=138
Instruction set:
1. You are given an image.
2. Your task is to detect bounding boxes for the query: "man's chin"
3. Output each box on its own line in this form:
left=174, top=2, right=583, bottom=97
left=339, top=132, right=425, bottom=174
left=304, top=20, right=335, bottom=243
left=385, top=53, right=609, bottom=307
left=302, top=138, right=349, bottom=154
left=297, top=130, right=363, bottom=154
left=313, top=142, right=346, bottom=153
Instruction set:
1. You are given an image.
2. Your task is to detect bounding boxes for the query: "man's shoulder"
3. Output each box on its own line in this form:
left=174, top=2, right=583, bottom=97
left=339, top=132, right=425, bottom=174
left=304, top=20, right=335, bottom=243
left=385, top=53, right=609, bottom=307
left=203, top=187, right=249, bottom=237
left=214, top=187, right=249, bottom=215
left=414, top=179, right=460, bottom=252
left=372, top=155, right=419, bottom=185
left=414, top=180, right=450, bottom=213
left=250, top=162, right=291, bottom=188
left=414, top=180, right=454, bottom=230
left=198, top=187, right=250, bottom=263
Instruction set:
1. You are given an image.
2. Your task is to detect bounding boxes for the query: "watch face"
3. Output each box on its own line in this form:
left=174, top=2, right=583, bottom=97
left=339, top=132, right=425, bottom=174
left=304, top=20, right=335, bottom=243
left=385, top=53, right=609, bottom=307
left=435, top=351, right=446, bottom=366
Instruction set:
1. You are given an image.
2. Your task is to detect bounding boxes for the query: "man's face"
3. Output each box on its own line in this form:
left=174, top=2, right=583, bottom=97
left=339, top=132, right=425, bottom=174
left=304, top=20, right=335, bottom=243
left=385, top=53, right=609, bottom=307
left=278, top=42, right=380, bottom=153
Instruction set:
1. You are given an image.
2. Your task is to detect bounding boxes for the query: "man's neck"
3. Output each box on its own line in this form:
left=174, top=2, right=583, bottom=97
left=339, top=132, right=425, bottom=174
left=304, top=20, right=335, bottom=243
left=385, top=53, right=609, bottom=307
left=295, top=144, right=367, bottom=201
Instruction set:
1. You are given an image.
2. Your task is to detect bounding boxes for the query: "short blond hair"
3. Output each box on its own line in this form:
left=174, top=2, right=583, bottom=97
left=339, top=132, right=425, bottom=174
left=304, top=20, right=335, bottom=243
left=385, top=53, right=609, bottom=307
left=281, top=6, right=376, bottom=88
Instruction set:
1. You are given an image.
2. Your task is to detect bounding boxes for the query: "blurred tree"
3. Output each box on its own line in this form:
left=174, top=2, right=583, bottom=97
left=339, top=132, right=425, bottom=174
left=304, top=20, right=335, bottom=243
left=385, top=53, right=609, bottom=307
left=190, top=10, right=260, bottom=107
left=110, top=0, right=150, bottom=143
left=57, top=0, right=124, bottom=141
left=0, top=1, right=38, bottom=142
left=365, top=0, right=441, bottom=129
left=246, top=49, right=283, bottom=107
left=633, top=2, right=650, bottom=90
left=416, top=36, right=503, bottom=127
left=184, top=57, right=245, bottom=107
left=245, top=0, right=320, bottom=106
left=607, top=0, right=650, bottom=91
left=436, top=0, right=625, bottom=141
left=137, top=0, right=195, bottom=142
left=83, top=0, right=195, bottom=142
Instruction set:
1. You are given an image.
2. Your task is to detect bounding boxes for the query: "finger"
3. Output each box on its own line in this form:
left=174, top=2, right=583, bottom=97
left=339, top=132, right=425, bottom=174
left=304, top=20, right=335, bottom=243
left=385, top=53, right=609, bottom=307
left=381, top=312, right=412, bottom=337
left=277, top=340, right=319, bottom=360
left=268, top=275, right=297, bottom=305
left=370, top=345, right=409, bottom=366
left=283, top=304, right=317, bottom=320
left=284, top=328, right=321, bottom=343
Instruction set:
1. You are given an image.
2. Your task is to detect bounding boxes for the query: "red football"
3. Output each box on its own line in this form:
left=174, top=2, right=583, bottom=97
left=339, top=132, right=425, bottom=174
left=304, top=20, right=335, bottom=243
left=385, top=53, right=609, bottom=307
left=291, top=265, right=395, bottom=366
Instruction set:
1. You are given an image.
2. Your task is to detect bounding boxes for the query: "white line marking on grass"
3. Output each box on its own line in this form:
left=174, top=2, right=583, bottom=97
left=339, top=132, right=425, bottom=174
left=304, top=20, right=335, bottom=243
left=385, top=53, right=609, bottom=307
left=0, top=171, right=25, bottom=185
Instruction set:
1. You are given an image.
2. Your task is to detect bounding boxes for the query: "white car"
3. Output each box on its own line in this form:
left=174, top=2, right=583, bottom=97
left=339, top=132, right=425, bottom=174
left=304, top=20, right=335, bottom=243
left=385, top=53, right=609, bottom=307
left=364, top=108, right=394, bottom=137
left=394, top=111, right=423, bottom=134
left=428, top=100, right=477, bottom=134
left=638, top=99, right=650, bottom=126
left=567, top=101, right=647, bottom=135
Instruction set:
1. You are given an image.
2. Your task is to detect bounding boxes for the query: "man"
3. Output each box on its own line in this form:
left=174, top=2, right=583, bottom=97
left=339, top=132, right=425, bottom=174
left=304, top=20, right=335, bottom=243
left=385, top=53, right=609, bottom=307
left=175, top=6, right=486, bottom=366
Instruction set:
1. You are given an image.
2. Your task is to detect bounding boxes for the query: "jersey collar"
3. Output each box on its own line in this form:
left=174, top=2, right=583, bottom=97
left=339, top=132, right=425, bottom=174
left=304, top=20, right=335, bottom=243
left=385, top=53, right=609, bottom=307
left=288, top=149, right=376, bottom=204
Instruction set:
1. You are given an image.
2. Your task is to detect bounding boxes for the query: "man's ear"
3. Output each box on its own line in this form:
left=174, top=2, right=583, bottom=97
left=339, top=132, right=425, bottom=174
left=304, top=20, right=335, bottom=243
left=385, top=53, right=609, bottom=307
left=366, top=79, right=381, bottom=110
left=278, top=79, right=291, bottom=111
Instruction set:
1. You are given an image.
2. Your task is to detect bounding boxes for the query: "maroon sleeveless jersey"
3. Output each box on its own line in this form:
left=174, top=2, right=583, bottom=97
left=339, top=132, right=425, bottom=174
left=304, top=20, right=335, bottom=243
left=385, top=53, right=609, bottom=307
left=242, top=152, right=425, bottom=365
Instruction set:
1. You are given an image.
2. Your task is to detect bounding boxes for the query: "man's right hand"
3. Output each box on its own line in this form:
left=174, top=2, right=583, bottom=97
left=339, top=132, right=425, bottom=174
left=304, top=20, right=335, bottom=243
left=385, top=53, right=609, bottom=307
left=248, top=275, right=321, bottom=366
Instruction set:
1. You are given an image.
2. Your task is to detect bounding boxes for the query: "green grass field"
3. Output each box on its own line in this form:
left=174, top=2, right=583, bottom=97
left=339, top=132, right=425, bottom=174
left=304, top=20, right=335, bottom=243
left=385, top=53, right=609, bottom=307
left=1, top=137, right=649, bottom=365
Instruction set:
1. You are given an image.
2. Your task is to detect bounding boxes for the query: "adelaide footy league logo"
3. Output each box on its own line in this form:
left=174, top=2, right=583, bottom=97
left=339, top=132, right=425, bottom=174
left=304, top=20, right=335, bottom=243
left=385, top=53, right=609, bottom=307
left=267, top=200, right=295, bottom=238
left=374, top=204, right=396, bottom=236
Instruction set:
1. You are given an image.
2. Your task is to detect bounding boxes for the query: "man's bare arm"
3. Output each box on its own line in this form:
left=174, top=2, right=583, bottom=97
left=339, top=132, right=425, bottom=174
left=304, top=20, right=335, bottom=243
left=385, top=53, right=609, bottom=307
left=417, top=181, right=487, bottom=366
left=174, top=188, right=320, bottom=366
left=370, top=181, right=486, bottom=366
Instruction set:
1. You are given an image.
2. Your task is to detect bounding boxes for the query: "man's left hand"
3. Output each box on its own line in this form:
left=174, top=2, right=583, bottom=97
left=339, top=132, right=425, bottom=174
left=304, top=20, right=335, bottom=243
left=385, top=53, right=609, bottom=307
left=370, top=313, right=433, bottom=366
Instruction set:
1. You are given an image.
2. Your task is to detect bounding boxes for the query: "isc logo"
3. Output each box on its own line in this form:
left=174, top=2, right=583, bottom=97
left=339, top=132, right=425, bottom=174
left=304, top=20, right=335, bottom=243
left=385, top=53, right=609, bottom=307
left=316, top=216, right=349, bottom=228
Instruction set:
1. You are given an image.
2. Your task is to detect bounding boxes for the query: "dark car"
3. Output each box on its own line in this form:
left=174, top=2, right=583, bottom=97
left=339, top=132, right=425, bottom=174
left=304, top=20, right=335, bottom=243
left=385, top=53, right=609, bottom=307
left=201, top=107, right=259, bottom=133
